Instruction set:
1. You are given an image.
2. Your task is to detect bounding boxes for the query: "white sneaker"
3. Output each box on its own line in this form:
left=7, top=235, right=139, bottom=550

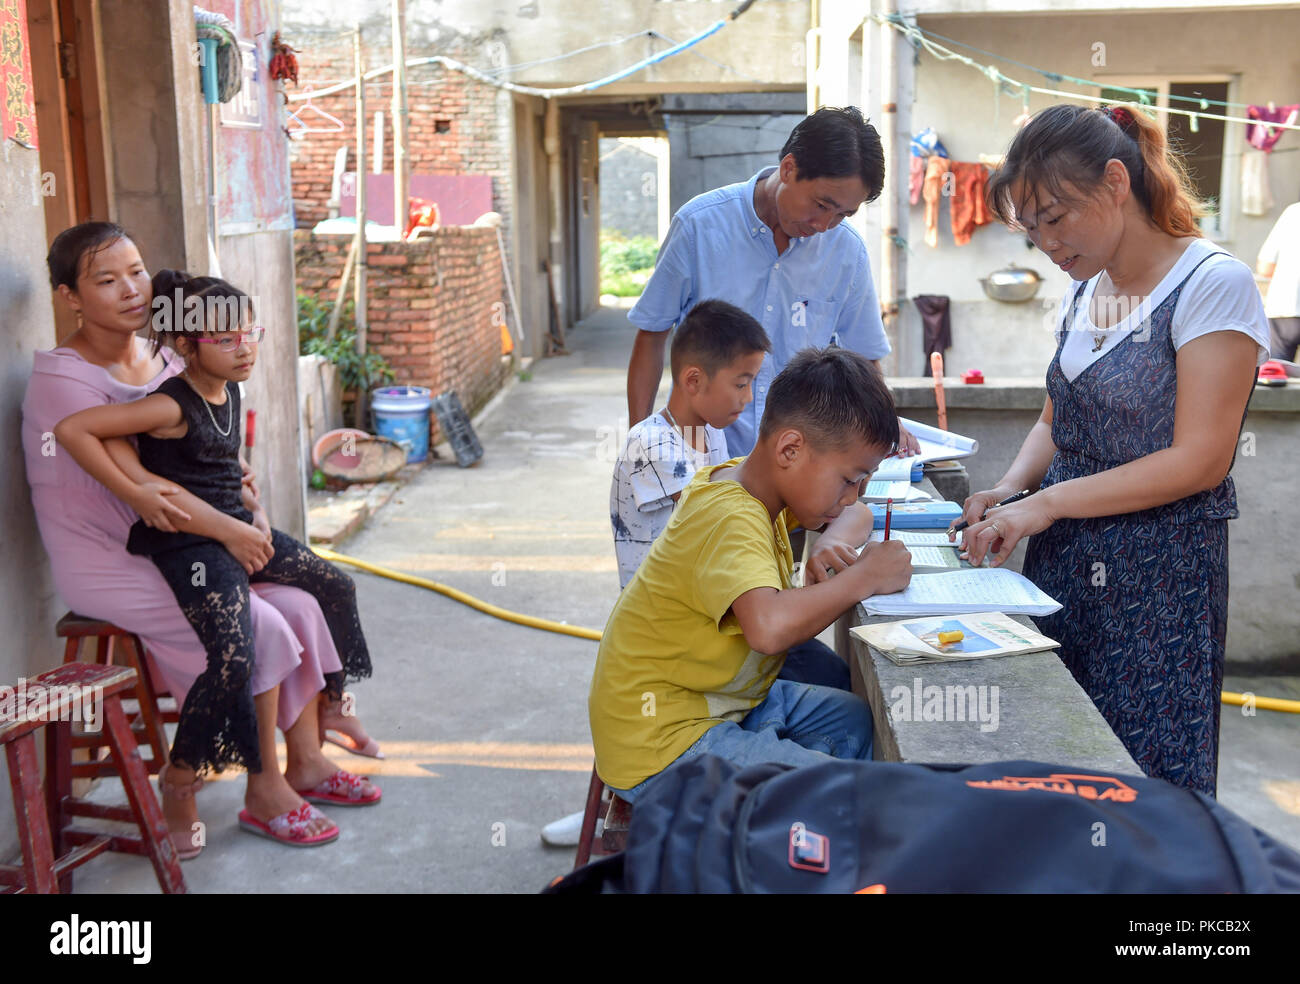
left=541, top=809, right=601, bottom=847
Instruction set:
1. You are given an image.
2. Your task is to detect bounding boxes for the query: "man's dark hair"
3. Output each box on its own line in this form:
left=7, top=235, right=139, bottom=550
left=780, top=106, right=886, bottom=203
left=670, top=299, right=771, bottom=378
left=759, top=347, right=898, bottom=452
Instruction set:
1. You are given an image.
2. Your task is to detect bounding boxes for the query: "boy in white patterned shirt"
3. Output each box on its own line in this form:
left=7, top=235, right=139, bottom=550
left=543, top=300, right=770, bottom=847
left=610, top=299, right=770, bottom=588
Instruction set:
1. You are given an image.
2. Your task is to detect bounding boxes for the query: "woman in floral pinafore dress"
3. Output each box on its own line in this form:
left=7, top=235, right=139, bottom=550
left=956, top=105, right=1270, bottom=796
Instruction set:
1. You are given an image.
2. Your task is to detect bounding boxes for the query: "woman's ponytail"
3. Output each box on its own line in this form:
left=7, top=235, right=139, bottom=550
left=1120, top=105, right=1206, bottom=237
left=986, top=102, right=1209, bottom=238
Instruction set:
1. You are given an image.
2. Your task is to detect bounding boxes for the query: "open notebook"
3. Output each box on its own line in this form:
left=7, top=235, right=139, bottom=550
left=862, top=529, right=963, bottom=570
left=861, top=568, right=1063, bottom=617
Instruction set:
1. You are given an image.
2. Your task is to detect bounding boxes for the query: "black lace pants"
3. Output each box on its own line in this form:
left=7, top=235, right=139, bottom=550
left=153, top=529, right=372, bottom=774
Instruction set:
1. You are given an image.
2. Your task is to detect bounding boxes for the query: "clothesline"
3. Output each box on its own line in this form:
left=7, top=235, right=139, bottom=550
left=870, top=12, right=1300, bottom=135
left=287, top=1, right=757, bottom=102
left=891, top=17, right=1275, bottom=115
left=300, top=27, right=768, bottom=90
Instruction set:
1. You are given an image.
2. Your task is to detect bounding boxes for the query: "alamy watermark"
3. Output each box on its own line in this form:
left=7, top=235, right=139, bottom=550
left=150, top=290, right=257, bottom=335
left=0, top=678, right=104, bottom=732
left=888, top=676, right=1000, bottom=733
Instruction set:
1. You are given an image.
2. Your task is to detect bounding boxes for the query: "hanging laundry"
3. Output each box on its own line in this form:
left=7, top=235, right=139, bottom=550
left=913, top=295, right=951, bottom=375
left=949, top=162, right=992, bottom=246
left=1246, top=104, right=1299, bottom=153
left=911, top=127, right=949, bottom=159
left=1241, top=146, right=1274, bottom=217
left=909, top=155, right=926, bottom=206
left=922, top=156, right=951, bottom=248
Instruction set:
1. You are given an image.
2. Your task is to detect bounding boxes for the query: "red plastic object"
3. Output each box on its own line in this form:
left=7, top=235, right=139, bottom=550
left=245, top=409, right=256, bottom=447
left=1257, top=361, right=1287, bottom=387
left=961, top=369, right=985, bottom=384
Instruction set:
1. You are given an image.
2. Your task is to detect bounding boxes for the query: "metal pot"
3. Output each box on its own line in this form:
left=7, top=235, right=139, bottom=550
left=980, top=263, right=1042, bottom=303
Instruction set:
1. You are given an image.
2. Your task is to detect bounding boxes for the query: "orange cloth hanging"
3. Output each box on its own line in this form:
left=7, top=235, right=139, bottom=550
left=949, top=162, right=991, bottom=246
left=922, top=157, right=951, bottom=248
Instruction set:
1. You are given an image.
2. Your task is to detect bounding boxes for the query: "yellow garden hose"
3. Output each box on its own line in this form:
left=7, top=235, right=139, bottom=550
left=1220, top=691, right=1300, bottom=714
left=311, top=546, right=602, bottom=642
left=313, top=547, right=1300, bottom=713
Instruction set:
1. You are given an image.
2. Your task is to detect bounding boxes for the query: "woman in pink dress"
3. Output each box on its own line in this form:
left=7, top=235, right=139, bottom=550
left=22, top=222, right=380, bottom=853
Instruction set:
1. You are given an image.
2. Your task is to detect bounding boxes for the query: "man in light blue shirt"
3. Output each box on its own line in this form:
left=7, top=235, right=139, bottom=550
left=626, top=106, right=917, bottom=458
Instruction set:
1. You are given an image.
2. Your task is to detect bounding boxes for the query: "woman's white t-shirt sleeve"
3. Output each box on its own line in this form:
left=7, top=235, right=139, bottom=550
left=1171, top=255, right=1271, bottom=365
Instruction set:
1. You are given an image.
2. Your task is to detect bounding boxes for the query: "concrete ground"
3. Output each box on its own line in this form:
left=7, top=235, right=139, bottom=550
left=73, top=304, right=1300, bottom=893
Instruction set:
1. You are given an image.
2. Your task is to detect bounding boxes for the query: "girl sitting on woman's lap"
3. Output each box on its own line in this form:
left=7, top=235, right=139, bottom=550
left=55, top=269, right=382, bottom=845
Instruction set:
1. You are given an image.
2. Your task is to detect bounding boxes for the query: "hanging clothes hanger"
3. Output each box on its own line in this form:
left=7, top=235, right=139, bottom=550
left=286, top=88, right=344, bottom=135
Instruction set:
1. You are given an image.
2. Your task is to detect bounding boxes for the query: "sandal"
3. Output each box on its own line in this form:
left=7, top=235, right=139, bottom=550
left=319, top=700, right=384, bottom=759
left=157, top=763, right=205, bottom=862
left=238, top=803, right=339, bottom=847
left=294, top=768, right=382, bottom=807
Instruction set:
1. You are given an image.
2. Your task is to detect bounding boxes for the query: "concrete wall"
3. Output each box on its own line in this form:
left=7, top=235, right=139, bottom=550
left=661, top=92, right=808, bottom=215
left=567, top=115, right=602, bottom=321
left=512, top=94, right=552, bottom=359
left=100, top=0, right=208, bottom=272
left=819, top=4, right=1300, bottom=378
left=890, top=378, right=1300, bottom=672
left=600, top=138, right=658, bottom=239
left=0, top=139, right=64, bottom=863
left=281, top=0, right=809, bottom=92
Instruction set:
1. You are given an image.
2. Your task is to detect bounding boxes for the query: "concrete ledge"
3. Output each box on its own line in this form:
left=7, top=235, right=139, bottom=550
left=888, top=376, right=1300, bottom=412
left=889, top=376, right=1048, bottom=411
left=307, top=479, right=404, bottom=547
left=832, top=479, right=1141, bottom=773
left=843, top=611, right=1143, bottom=776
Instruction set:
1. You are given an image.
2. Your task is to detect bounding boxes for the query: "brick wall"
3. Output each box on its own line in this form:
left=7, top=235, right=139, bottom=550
left=295, top=227, right=510, bottom=445
left=287, top=37, right=513, bottom=237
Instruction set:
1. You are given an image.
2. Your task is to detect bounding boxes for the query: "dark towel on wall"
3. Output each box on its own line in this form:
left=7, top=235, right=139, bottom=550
left=913, top=295, right=951, bottom=376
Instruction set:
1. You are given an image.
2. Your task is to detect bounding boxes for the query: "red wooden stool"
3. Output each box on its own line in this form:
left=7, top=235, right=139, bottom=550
left=574, top=765, right=633, bottom=869
left=0, top=662, right=185, bottom=893
left=57, top=613, right=177, bottom=777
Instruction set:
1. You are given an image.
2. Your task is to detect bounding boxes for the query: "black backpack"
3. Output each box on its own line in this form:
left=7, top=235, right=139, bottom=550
left=544, top=755, right=1300, bottom=893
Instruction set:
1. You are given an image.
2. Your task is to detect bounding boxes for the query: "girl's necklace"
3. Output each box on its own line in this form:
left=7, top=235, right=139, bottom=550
left=182, top=370, right=233, bottom=437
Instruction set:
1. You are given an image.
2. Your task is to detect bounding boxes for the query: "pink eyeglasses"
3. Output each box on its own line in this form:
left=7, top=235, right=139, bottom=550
left=195, top=327, right=266, bottom=352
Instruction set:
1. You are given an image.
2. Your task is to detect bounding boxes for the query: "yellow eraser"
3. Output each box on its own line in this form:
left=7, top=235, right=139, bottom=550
left=937, top=630, right=964, bottom=644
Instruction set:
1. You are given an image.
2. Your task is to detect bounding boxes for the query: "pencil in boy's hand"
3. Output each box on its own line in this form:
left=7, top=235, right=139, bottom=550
left=883, top=497, right=893, bottom=541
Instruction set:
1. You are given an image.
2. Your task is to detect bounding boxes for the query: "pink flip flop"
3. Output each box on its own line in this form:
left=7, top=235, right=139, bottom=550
left=295, top=769, right=382, bottom=808
left=318, top=707, right=385, bottom=759
left=322, top=730, right=385, bottom=759
left=238, top=803, right=339, bottom=847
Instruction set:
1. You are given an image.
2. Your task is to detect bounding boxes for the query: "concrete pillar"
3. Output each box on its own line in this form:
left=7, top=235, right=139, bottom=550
left=97, top=0, right=208, bottom=272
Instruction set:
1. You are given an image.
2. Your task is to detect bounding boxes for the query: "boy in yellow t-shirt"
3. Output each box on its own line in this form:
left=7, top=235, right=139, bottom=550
left=589, top=348, right=912, bottom=800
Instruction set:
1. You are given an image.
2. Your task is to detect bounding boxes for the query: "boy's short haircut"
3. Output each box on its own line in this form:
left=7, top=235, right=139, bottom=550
left=670, top=299, right=771, bottom=379
left=759, top=347, right=899, bottom=452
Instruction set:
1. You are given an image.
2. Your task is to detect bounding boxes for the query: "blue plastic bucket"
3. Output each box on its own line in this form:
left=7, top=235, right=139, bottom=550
left=371, top=386, right=433, bottom=463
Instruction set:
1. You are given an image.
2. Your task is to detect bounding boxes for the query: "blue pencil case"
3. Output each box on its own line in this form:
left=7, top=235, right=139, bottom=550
left=869, top=500, right=963, bottom=529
